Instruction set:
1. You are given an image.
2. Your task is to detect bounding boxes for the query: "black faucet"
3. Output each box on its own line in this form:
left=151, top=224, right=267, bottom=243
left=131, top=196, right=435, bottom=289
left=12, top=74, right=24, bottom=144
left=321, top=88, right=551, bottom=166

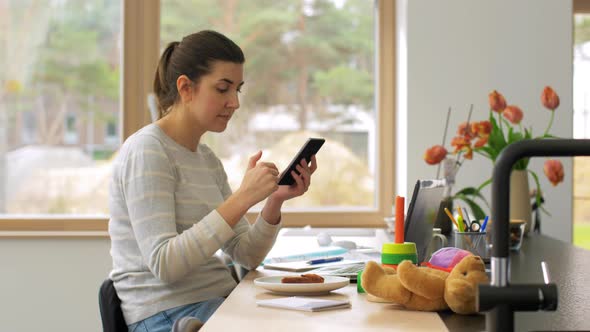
left=477, top=139, right=590, bottom=332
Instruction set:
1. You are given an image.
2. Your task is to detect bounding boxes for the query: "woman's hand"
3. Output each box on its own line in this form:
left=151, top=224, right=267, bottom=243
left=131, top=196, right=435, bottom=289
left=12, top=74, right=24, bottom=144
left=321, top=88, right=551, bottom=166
left=235, top=151, right=279, bottom=208
left=270, top=155, right=318, bottom=203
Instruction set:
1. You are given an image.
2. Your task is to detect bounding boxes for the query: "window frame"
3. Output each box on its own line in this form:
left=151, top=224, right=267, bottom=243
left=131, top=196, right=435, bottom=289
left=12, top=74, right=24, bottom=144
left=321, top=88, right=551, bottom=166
left=575, top=0, right=590, bottom=14
left=0, top=0, right=395, bottom=235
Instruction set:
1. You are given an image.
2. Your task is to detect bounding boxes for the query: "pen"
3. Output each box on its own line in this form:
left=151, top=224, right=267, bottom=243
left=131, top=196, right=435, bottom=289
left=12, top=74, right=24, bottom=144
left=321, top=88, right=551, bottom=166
left=462, top=208, right=472, bottom=228
left=480, top=216, right=489, bottom=233
left=444, top=208, right=460, bottom=231
left=306, top=257, right=344, bottom=265
left=456, top=206, right=464, bottom=220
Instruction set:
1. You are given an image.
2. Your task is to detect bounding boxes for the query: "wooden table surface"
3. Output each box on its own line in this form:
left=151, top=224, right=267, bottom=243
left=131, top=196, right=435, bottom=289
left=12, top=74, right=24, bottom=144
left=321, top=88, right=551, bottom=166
left=201, top=268, right=449, bottom=332
left=201, top=231, right=590, bottom=331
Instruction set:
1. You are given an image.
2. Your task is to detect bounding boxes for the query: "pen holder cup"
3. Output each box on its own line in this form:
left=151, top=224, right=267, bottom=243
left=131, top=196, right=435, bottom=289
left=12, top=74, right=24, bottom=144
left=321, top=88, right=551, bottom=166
left=509, top=220, right=526, bottom=251
left=453, top=231, right=490, bottom=260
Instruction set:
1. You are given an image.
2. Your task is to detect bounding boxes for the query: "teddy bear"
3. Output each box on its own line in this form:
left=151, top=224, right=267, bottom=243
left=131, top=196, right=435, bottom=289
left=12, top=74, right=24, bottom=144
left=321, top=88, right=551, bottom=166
left=361, top=254, right=489, bottom=314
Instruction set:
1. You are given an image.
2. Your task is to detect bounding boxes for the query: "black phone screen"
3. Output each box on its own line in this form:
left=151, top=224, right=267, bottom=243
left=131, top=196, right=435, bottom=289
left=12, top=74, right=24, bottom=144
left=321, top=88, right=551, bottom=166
left=277, top=138, right=325, bottom=185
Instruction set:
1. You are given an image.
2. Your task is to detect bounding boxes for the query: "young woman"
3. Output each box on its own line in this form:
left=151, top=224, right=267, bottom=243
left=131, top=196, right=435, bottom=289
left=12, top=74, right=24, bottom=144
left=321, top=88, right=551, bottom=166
left=108, top=30, right=317, bottom=332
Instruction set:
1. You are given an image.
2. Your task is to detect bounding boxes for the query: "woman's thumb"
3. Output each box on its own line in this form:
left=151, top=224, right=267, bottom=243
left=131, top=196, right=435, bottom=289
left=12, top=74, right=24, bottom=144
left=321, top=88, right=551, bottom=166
left=247, top=150, right=263, bottom=169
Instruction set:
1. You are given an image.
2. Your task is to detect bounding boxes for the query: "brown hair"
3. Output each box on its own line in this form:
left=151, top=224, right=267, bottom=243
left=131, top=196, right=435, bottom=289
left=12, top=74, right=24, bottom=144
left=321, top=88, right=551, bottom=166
left=153, top=30, right=245, bottom=119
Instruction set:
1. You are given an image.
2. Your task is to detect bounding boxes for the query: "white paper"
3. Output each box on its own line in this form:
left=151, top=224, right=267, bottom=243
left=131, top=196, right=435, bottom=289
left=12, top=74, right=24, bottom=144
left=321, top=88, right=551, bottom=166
left=256, top=296, right=351, bottom=312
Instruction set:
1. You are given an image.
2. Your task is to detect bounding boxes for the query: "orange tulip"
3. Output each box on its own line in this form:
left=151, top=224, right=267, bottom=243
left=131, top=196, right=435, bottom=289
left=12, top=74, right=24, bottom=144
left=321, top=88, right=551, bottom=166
left=471, top=120, right=492, bottom=137
left=457, top=122, right=475, bottom=139
left=541, top=86, right=560, bottom=111
left=450, top=136, right=473, bottom=159
left=503, top=105, right=524, bottom=124
left=489, top=90, right=507, bottom=113
left=451, top=136, right=471, bottom=152
left=474, top=136, right=488, bottom=148
left=463, top=147, right=473, bottom=160
left=424, top=145, right=448, bottom=165
left=544, top=159, right=564, bottom=186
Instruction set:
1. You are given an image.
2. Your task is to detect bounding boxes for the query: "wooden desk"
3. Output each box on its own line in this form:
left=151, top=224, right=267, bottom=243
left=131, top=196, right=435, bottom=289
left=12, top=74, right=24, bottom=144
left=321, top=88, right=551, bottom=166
left=202, top=233, right=590, bottom=331
left=201, top=269, right=449, bottom=331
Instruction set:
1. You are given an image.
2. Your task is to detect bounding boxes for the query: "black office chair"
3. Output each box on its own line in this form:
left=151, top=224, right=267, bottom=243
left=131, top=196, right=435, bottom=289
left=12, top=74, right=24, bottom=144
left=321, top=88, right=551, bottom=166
left=99, top=279, right=128, bottom=332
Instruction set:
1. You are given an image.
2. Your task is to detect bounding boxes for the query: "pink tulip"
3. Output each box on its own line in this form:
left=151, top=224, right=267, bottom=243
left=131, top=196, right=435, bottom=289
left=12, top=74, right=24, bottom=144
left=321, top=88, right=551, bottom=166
left=503, top=105, right=524, bottom=124
left=541, top=86, right=560, bottom=111
left=489, top=90, right=507, bottom=113
left=544, top=159, right=564, bottom=186
left=424, top=145, right=448, bottom=165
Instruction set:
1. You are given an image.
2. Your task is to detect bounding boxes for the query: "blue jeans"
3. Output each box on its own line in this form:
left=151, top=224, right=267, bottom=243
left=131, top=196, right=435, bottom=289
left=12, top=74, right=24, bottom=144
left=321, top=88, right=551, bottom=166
left=128, top=297, right=225, bottom=332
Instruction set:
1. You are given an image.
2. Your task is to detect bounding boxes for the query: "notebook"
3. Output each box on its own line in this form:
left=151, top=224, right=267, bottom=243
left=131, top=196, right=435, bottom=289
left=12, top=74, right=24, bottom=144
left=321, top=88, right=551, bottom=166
left=256, top=296, right=351, bottom=312
left=263, top=259, right=363, bottom=272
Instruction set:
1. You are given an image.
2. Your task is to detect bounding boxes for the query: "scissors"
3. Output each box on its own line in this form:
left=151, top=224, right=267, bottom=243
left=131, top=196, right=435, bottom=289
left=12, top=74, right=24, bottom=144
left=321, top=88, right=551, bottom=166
left=470, top=220, right=481, bottom=232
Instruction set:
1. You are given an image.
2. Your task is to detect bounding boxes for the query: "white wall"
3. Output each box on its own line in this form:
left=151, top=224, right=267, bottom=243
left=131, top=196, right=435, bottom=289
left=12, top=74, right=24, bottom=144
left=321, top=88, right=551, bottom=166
left=0, top=238, right=111, bottom=332
left=397, top=0, right=574, bottom=242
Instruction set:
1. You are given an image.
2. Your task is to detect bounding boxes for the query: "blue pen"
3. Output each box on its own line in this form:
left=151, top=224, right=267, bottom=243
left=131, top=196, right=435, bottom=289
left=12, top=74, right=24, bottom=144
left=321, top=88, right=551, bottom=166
left=480, top=216, right=489, bottom=232
left=306, top=256, right=344, bottom=265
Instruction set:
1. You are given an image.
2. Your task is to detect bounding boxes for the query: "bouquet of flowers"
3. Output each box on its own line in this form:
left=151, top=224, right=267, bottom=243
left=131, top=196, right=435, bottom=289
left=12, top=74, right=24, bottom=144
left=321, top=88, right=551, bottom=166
left=423, top=86, right=565, bottom=220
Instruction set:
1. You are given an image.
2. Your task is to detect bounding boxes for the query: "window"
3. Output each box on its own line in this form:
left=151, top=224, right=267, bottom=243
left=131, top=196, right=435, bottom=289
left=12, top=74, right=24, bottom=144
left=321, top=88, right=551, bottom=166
left=0, top=0, right=394, bottom=232
left=0, top=1, right=121, bottom=219
left=573, top=5, right=590, bottom=249
left=160, top=0, right=394, bottom=226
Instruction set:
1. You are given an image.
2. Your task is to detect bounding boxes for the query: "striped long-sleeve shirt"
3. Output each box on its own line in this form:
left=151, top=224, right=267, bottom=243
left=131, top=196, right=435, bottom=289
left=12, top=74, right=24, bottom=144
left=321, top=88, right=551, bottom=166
left=108, top=123, right=281, bottom=324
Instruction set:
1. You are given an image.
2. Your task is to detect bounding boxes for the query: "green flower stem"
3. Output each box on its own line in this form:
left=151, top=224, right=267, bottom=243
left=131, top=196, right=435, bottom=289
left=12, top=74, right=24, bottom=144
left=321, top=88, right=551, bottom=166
left=543, top=110, right=555, bottom=137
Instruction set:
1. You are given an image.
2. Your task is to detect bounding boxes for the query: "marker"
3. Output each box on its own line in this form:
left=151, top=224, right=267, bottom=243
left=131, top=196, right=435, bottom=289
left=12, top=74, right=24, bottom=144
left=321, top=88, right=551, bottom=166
left=457, top=206, right=470, bottom=231
left=394, top=196, right=405, bottom=244
left=306, top=256, right=344, bottom=265
left=480, top=216, right=490, bottom=233
left=457, top=215, right=466, bottom=233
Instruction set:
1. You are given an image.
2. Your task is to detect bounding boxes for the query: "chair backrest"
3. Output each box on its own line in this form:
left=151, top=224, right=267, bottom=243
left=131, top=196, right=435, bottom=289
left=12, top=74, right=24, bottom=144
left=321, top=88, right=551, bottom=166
left=99, top=279, right=128, bottom=332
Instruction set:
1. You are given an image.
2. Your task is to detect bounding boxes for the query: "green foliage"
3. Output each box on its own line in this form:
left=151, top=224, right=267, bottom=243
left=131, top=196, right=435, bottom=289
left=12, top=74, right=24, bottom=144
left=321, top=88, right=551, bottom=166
left=452, top=185, right=489, bottom=221
left=485, top=113, right=507, bottom=162
left=313, top=66, right=373, bottom=106
left=575, top=16, right=590, bottom=46
left=161, top=0, right=374, bottom=123
left=34, top=0, right=120, bottom=102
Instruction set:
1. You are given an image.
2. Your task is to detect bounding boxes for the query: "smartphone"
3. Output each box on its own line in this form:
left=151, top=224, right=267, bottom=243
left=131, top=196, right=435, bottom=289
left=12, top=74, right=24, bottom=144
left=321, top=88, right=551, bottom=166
left=277, top=138, right=325, bottom=186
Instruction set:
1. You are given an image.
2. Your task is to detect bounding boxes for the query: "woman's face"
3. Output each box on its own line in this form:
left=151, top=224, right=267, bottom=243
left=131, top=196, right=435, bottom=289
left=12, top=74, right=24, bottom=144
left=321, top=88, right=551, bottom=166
left=188, top=60, right=244, bottom=133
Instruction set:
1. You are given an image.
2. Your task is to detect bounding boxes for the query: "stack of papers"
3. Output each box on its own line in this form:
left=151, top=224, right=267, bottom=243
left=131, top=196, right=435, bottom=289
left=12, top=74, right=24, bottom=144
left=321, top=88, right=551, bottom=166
left=256, top=296, right=351, bottom=312
left=263, top=259, right=362, bottom=272
left=263, top=246, right=349, bottom=264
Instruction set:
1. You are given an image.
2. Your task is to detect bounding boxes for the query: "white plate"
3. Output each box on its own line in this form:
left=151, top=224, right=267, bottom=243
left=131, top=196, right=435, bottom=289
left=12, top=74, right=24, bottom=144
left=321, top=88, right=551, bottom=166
left=254, top=276, right=350, bottom=296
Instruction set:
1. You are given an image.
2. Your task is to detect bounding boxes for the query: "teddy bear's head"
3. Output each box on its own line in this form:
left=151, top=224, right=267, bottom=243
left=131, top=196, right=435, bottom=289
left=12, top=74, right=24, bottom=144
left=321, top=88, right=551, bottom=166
left=444, top=255, right=489, bottom=314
